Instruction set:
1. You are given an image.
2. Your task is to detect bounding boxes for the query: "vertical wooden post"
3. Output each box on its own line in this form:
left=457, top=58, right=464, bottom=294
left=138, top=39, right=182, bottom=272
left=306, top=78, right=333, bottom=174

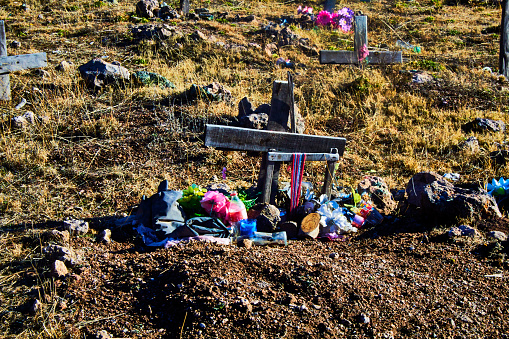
left=180, top=0, right=190, bottom=15
left=0, top=21, right=11, bottom=101
left=322, top=160, right=337, bottom=198
left=268, top=80, right=292, bottom=130
left=287, top=72, right=296, bottom=134
left=262, top=160, right=275, bottom=203
left=354, top=16, right=368, bottom=64
left=324, top=0, right=336, bottom=13
left=500, top=0, right=509, bottom=78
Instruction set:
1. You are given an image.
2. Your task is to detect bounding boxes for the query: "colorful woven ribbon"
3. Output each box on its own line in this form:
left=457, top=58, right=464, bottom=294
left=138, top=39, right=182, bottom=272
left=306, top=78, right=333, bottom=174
left=290, top=153, right=306, bottom=214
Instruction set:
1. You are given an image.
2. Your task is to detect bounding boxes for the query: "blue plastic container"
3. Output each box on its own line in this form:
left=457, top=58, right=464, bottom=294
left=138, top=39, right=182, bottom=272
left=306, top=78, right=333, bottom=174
left=239, top=219, right=257, bottom=237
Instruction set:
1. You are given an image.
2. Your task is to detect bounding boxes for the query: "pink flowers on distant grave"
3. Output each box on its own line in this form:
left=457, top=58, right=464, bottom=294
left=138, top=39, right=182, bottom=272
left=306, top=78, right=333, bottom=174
left=314, top=7, right=354, bottom=33
left=358, top=44, right=369, bottom=62
left=316, top=10, right=332, bottom=26
left=297, top=5, right=313, bottom=15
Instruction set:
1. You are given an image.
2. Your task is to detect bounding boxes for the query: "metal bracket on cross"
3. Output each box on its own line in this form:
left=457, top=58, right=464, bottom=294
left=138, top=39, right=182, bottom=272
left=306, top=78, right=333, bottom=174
left=320, top=15, right=402, bottom=65
left=0, top=21, right=47, bottom=101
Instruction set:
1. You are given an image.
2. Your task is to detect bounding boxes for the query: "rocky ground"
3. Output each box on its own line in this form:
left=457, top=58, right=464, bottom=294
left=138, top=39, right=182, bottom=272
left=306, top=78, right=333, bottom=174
left=6, top=213, right=507, bottom=339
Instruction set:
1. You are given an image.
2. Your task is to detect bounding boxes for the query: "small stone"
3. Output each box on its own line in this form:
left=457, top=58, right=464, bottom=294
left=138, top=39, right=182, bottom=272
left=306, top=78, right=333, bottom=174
left=56, top=60, right=75, bottom=72
left=63, top=219, right=89, bottom=235
left=235, top=298, right=253, bottom=313
left=58, top=300, right=67, bottom=310
left=283, top=294, right=297, bottom=305
left=459, top=314, right=474, bottom=323
left=11, top=111, right=36, bottom=129
left=339, top=319, right=352, bottom=327
left=98, top=229, right=112, bottom=243
left=356, top=313, right=370, bottom=324
left=78, top=58, right=130, bottom=89
left=488, top=231, right=508, bottom=242
left=447, top=318, right=456, bottom=329
left=448, top=225, right=478, bottom=238
left=51, top=260, right=68, bottom=278
left=240, top=238, right=253, bottom=249
left=135, top=0, right=158, bottom=18
left=462, top=118, right=505, bottom=133
left=10, top=40, right=21, bottom=48
left=198, top=323, right=206, bottom=329
left=247, top=204, right=280, bottom=232
left=458, top=136, right=479, bottom=154
left=33, top=69, right=50, bottom=78
left=28, top=299, right=42, bottom=314
left=238, top=97, right=253, bottom=117
left=329, top=252, right=338, bottom=259
left=239, top=113, right=268, bottom=130
left=298, top=303, right=308, bottom=312
left=42, top=244, right=76, bottom=265
left=264, top=43, right=278, bottom=57
left=190, top=30, right=207, bottom=41
left=95, top=330, right=112, bottom=339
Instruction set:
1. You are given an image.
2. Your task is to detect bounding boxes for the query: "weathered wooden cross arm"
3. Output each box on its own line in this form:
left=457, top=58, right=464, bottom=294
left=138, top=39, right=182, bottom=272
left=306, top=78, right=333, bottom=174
left=204, top=124, right=346, bottom=203
left=0, top=20, right=47, bottom=101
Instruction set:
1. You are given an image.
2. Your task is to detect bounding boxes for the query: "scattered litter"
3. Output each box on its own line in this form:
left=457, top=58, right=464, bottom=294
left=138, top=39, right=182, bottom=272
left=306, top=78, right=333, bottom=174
left=395, top=39, right=421, bottom=53
left=276, top=57, right=294, bottom=69
left=14, top=98, right=27, bottom=110
left=486, top=177, right=509, bottom=197
left=443, top=173, right=460, bottom=181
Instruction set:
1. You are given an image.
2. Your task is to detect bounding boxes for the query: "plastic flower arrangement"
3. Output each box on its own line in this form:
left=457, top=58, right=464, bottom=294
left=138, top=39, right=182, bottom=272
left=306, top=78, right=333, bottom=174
left=178, top=184, right=207, bottom=218
left=297, top=5, right=313, bottom=14
left=315, top=7, right=354, bottom=33
left=486, top=178, right=509, bottom=197
left=358, top=44, right=369, bottom=62
left=316, top=10, right=332, bottom=26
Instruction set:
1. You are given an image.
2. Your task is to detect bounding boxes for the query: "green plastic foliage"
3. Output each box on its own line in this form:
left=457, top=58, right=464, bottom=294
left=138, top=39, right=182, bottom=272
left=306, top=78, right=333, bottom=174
left=178, top=184, right=207, bottom=218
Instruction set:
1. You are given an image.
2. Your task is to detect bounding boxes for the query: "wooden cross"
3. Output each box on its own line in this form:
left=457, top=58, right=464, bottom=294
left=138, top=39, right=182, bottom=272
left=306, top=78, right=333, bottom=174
left=320, top=15, right=402, bottom=65
left=0, top=21, right=47, bottom=101
left=205, top=75, right=346, bottom=204
left=205, top=124, right=345, bottom=204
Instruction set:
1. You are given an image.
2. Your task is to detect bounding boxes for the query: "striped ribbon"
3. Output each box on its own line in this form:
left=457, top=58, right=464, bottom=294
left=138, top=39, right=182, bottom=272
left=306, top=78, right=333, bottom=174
left=290, top=153, right=306, bottom=214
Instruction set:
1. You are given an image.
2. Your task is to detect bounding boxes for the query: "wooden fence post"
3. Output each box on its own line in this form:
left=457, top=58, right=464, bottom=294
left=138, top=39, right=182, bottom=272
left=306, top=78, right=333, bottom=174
left=500, top=0, right=509, bottom=78
left=0, top=21, right=10, bottom=100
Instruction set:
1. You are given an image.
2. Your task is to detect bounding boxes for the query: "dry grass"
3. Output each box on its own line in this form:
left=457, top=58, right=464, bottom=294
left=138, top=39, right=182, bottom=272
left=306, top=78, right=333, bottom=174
left=0, top=0, right=508, bottom=336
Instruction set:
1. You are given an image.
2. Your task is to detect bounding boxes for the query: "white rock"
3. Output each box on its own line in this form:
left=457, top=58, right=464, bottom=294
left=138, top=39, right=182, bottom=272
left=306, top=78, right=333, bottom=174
left=488, top=231, right=508, bottom=242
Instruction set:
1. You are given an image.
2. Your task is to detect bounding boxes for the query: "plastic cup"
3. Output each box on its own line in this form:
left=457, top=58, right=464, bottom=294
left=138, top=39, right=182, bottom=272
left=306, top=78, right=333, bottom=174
left=239, top=219, right=257, bottom=237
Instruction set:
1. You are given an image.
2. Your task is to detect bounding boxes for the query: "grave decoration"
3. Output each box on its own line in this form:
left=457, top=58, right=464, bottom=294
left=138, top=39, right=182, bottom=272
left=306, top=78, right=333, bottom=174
left=0, top=21, right=47, bottom=101
left=319, top=14, right=402, bottom=65
left=124, top=73, right=388, bottom=248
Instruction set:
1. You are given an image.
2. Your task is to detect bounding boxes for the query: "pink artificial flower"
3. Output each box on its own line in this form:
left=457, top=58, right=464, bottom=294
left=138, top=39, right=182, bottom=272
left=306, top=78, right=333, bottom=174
left=297, top=5, right=302, bottom=14
left=316, top=10, right=332, bottom=26
left=303, top=6, right=313, bottom=14
left=358, top=44, right=369, bottom=62
left=330, top=12, right=340, bottom=29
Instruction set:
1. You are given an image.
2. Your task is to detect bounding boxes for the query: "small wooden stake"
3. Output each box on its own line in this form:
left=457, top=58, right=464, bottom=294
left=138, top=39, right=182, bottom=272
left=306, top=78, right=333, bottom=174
left=287, top=72, right=296, bottom=134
